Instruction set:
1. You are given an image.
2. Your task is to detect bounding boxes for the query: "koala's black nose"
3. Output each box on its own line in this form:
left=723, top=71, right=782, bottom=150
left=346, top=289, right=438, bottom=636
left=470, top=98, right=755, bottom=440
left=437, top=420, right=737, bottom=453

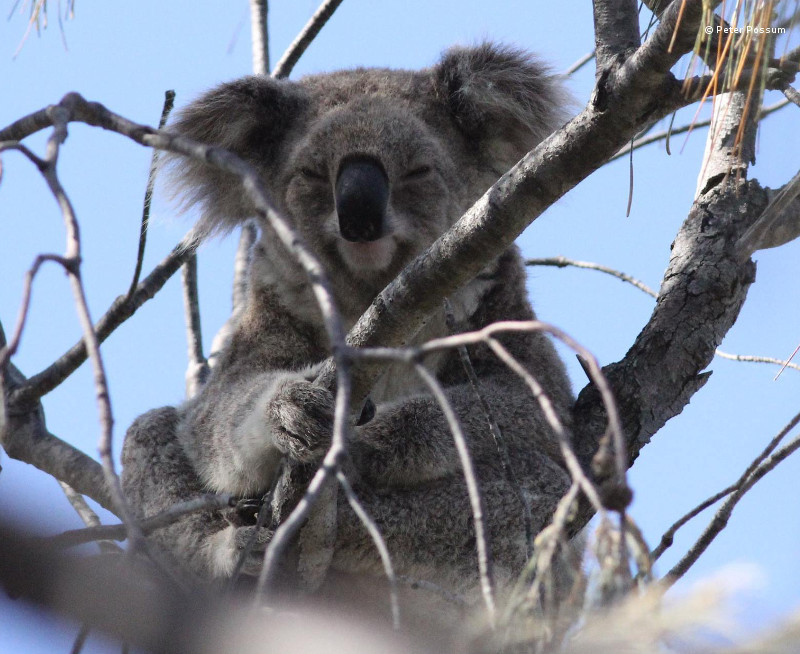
left=335, top=156, right=389, bottom=243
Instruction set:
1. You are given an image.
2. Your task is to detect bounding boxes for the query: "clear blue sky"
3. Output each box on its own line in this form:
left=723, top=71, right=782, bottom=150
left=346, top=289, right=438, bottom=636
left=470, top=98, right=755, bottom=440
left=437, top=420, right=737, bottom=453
left=1, top=2, right=799, bottom=652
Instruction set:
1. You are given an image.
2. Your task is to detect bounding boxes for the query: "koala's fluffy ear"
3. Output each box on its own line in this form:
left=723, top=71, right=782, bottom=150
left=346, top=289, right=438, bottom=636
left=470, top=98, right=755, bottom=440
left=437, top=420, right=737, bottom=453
left=164, top=76, right=307, bottom=236
left=432, top=43, right=568, bottom=169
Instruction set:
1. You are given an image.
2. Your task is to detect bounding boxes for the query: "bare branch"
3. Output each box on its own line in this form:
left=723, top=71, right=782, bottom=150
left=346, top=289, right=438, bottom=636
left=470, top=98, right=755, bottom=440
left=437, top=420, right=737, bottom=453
left=650, top=484, right=735, bottom=561
left=444, top=299, right=533, bottom=557
left=526, top=256, right=800, bottom=373
left=181, top=254, right=209, bottom=398
left=592, top=0, right=640, bottom=73
left=0, top=251, right=74, bottom=369
left=50, top=493, right=235, bottom=548
left=272, top=0, right=345, bottom=79
left=1, top=358, right=114, bottom=512
left=737, top=169, right=800, bottom=258
left=486, top=337, right=608, bottom=516
left=126, top=90, right=175, bottom=300
left=412, top=362, right=496, bottom=626
left=562, top=50, right=595, bottom=77
left=10, top=234, right=197, bottom=408
left=665, top=410, right=800, bottom=584
left=526, top=256, right=658, bottom=297
left=36, top=108, right=141, bottom=543
left=249, top=0, right=269, bottom=76
left=610, top=98, right=791, bottom=163
left=57, top=481, right=122, bottom=554
left=336, top=470, right=400, bottom=630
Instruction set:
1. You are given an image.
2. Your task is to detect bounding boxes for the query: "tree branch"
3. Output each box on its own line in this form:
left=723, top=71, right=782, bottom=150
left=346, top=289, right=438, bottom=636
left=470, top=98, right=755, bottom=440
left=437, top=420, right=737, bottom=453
left=271, top=0, right=344, bottom=79
left=10, top=234, right=196, bottom=408
left=592, top=0, right=640, bottom=73
left=181, top=254, right=209, bottom=398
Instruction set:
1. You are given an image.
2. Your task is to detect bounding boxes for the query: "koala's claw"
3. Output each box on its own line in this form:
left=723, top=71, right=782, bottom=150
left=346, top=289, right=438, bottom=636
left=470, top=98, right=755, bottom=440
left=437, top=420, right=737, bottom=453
left=267, top=379, right=334, bottom=462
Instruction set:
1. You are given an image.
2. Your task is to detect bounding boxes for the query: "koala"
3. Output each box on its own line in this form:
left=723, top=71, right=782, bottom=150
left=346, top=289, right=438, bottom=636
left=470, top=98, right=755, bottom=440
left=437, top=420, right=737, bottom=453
left=122, top=43, right=574, bottom=619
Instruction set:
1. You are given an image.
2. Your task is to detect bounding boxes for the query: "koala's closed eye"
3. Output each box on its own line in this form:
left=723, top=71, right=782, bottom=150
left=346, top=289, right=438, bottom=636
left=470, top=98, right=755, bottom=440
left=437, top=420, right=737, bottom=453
left=401, top=165, right=433, bottom=182
left=299, top=167, right=329, bottom=183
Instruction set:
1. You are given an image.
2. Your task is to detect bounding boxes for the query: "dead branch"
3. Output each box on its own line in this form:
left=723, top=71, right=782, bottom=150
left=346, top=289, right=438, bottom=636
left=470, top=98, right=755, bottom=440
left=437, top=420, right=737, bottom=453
left=50, top=493, right=235, bottom=549
left=1, top=357, right=113, bottom=512
left=592, top=0, right=640, bottom=73
left=126, top=90, right=175, bottom=300
left=58, top=481, right=122, bottom=554
left=664, top=409, right=800, bottom=584
left=526, top=256, right=800, bottom=373
left=10, top=233, right=197, bottom=408
left=271, top=0, right=345, bottom=79
left=181, top=254, right=209, bottom=398
left=336, top=469, right=400, bottom=629
left=444, top=299, right=534, bottom=558
left=610, top=98, right=791, bottom=163
left=413, top=361, right=496, bottom=626
left=249, top=0, right=269, bottom=76
left=737, top=168, right=800, bottom=258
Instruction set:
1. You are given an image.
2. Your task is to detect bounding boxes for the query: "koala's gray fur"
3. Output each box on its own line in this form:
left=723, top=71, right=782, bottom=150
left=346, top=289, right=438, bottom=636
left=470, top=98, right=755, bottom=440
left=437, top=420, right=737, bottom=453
left=122, top=43, right=574, bottom=614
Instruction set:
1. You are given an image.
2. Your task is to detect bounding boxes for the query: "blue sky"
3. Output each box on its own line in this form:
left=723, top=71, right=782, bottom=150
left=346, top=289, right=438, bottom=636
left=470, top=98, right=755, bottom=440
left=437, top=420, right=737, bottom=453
left=1, top=2, right=799, bottom=652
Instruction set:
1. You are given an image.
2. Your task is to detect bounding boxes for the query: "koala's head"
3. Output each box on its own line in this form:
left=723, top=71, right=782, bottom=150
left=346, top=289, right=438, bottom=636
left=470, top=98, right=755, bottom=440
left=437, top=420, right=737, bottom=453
left=167, top=43, right=565, bottom=305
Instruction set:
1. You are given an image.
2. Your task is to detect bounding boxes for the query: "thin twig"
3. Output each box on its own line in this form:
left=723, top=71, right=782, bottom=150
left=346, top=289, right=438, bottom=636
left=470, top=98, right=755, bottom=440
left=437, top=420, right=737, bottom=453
left=181, top=254, right=209, bottom=398
left=336, top=470, right=400, bottom=630
left=664, top=409, right=800, bottom=584
left=272, top=0, right=345, bottom=79
left=57, top=481, right=122, bottom=554
left=25, top=108, right=141, bottom=547
left=650, top=484, right=735, bottom=561
left=355, top=318, right=627, bottom=509
left=413, top=361, right=496, bottom=627
left=0, top=251, right=74, bottom=371
left=610, top=97, right=790, bottom=162
left=50, top=493, right=235, bottom=548
left=249, top=0, right=269, bottom=76
left=526, top=256, right=800, bottom=373
left=423, top=320, right=627, bottom=497
left=126, top=90, right=175, bottom=300
left=561, top=50, right=596, bottom=77
left=443, top=299, right=534, bottom=558
left=10, top=233, right=197, bottom=408
left=486, top=338, right=607, bottom=515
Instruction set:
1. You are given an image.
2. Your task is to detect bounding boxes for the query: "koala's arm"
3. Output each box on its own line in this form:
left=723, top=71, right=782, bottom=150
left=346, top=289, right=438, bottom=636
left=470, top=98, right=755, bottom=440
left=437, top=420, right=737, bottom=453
left=179, top=367, right=333, bottom=498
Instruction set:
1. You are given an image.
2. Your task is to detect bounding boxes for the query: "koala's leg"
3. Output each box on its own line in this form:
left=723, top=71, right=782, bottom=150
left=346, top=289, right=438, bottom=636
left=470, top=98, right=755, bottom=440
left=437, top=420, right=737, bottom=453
left=333, top=455, right=572, bottom=600
left=352, top=375, right=565, bottom=489
left=121, top=407, right=237, bottom=578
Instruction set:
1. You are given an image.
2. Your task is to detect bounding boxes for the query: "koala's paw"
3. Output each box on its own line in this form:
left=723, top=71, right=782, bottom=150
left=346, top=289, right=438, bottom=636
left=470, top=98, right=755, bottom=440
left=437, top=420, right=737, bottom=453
left=267, top=379, right=334, bottom=463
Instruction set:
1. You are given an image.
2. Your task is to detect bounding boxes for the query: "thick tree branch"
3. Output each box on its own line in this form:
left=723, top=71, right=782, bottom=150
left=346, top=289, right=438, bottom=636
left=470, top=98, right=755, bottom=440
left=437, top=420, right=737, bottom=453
left=737, top=169, right=800, bottom=257
left=592, top=0, right=641, bottom=73
left=1, top=350, right=114, bottom=513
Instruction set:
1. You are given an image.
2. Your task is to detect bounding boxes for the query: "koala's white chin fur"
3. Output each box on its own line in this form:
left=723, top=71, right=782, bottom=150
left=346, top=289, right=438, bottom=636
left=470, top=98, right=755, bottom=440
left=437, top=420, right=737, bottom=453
left=337, top=236, right=397, bottom=273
